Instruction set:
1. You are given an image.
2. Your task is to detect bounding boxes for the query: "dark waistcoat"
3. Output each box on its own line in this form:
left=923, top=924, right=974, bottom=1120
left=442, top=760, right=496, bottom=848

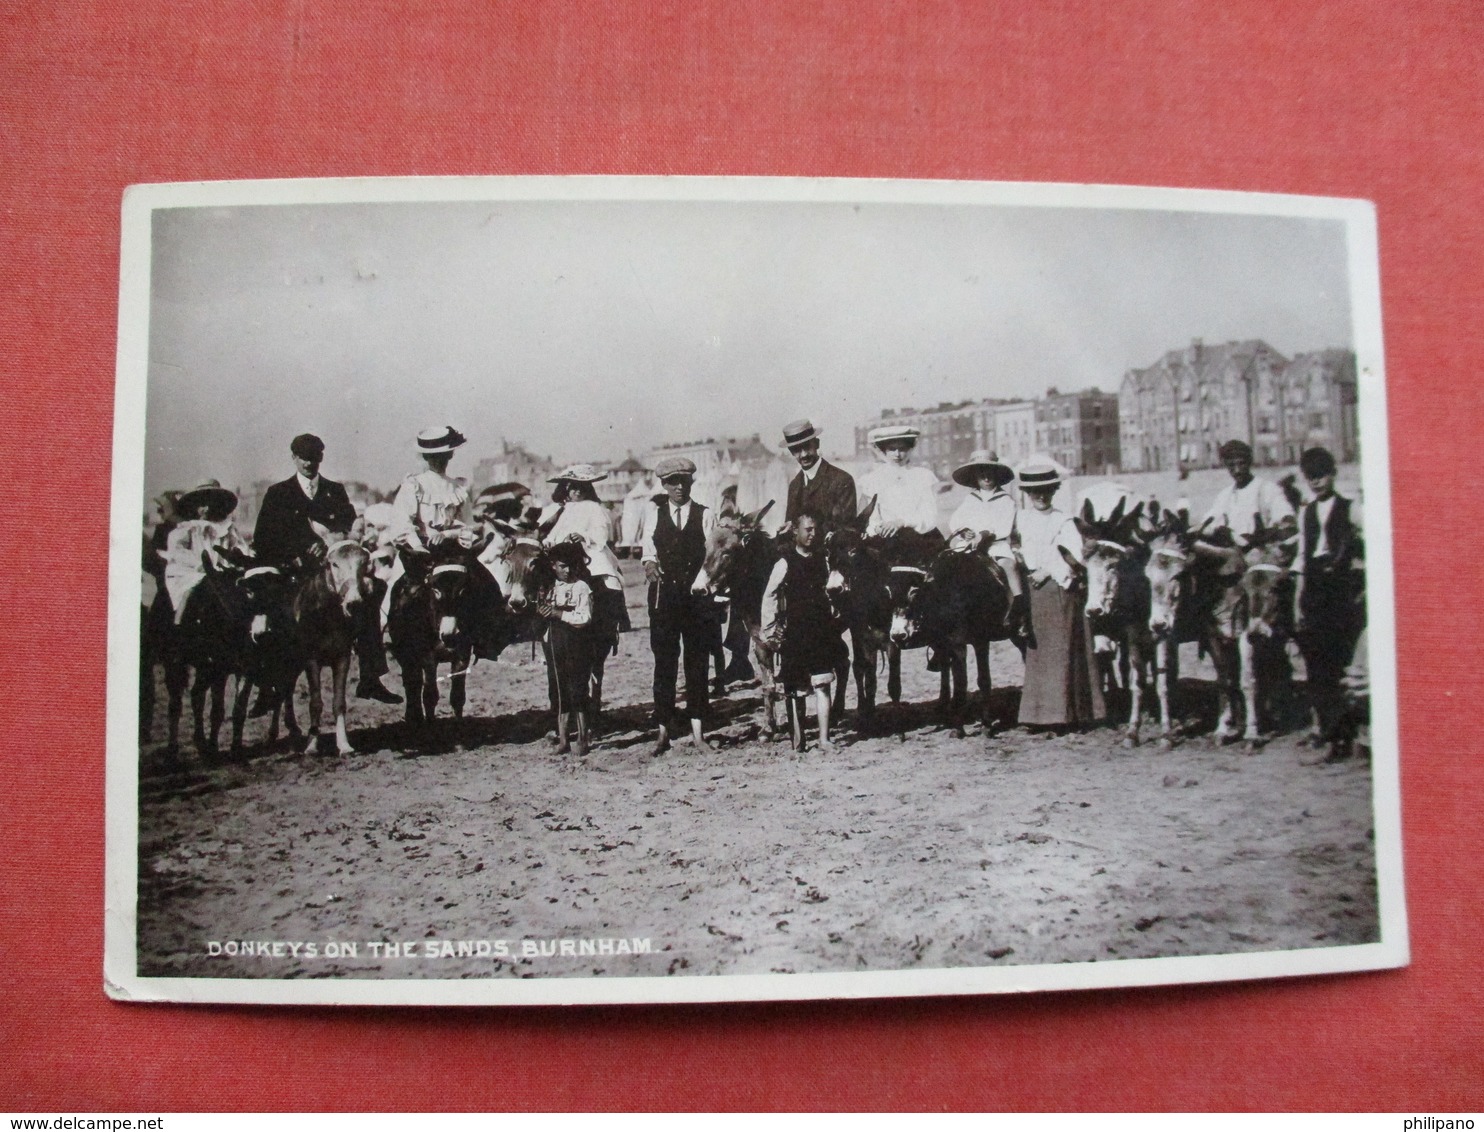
left=652, top=501, right=707, bottom=605
left=1302, top=494, right=1356, bottom=571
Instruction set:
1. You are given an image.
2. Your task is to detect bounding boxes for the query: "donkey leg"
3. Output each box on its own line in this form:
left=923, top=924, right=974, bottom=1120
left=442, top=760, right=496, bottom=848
left=421, top=659, right=439, bottom=724
left=206, top=672, right=227, bottom=757
left=1125, top=651, right=1144, bottom=748
left=590, top=657, right=605, bottom=736
left=1154, top=638, right=1175, bottom=747
left=1238, top=634, right=1261, bottom=746
left=303, top=664, right=323, bottom=755
left=948, top=645, right=968, bottom=738
left=230, top=673, right=250, bottom=757
left=887, top=644, right=902, bottom=704
left=450, top=649, right=469, bottom=721
left=975, top=641, right=994, bottom=735
left=400, top=660, right=424, bottom=730
left=332, top=655, right=355, bottom=755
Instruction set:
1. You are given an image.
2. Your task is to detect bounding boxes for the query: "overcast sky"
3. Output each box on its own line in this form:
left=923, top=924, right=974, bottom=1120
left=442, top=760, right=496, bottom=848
left=144, top=198, right=1353, bottom=498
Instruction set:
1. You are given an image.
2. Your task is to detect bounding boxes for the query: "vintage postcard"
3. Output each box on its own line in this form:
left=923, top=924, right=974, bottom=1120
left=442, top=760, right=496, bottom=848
left=105, top=176, right=1405, bottom=1005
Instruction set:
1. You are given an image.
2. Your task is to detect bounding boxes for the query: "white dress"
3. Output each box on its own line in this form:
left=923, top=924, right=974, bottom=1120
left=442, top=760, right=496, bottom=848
left=541, top=499, right=622, bottom=589
left=858, top=463, right=940, bottom=535
left=162, top=519, right=248, bottom=622
left=948, top=488, right=1018, bottom=561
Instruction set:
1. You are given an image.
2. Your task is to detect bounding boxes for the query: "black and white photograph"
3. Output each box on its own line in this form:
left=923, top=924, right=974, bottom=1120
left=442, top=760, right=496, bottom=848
left=105, top=177, right=1405, bottom=1005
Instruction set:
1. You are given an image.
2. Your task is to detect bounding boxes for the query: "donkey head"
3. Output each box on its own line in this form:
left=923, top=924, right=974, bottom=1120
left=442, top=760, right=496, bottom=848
left=1076, top=495, right=1147, bottom=618
left=1239, top=525, right=1297, bottom=640
left=823, top=495, right=877, bottom=599
left=1142, top=501, right=1199, bottom=637
left=694, top=499, right=774, bottom=594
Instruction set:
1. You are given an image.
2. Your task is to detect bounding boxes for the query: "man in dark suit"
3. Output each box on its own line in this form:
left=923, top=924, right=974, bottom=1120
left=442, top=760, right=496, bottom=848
left=254, top=433, right=400, bottom=703
left=781, top=418, right=858, bottom=532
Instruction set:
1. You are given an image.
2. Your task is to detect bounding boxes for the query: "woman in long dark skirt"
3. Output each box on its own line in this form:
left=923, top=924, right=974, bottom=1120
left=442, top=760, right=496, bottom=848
left=1015, top=463, right=1106, bottom=730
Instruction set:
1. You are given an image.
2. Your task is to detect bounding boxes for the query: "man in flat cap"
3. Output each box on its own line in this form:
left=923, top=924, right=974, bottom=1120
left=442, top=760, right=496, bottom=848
left=253, top=433, right=401, bottom=704
left=639, top=455, right=718, bottom=753
left=781, top=418, right=858, bottom=534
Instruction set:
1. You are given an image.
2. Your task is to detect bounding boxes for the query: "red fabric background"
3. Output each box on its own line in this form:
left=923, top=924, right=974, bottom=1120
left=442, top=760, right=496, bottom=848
left=2, top=0, right=1480, bottom=1111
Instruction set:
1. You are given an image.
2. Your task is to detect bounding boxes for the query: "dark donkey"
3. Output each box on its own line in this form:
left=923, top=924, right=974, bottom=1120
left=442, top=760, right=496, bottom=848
left=386, top=541, right=489, bottom=732
left=161, top=551, right=247, bottom=762
left=886, top=537, right=1015, bottom=738
left=226, top=561, right=304, bottom=756
left=821, top=498, right=893, bottom=729
left=690, top=499, right=784, bottom=737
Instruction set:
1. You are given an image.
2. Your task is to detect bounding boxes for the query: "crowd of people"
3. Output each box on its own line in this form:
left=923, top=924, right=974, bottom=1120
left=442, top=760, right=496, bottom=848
left=144, top=416, right=1368, bottom=764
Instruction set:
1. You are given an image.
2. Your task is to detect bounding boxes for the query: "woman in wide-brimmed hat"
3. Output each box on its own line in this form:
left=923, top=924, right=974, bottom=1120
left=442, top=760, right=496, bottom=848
left=541, top=463, right=632, bottom=646
left=161, top=479, right=249, bottom=621
left=1014, top=461, right=1105, bottom=729
left=948, top=450, right=1025, bottom=633
left=857, top=425, right=942, bottom=542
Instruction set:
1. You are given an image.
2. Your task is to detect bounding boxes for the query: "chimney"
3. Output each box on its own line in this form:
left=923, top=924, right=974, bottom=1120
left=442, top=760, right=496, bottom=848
left=1190, top=338, right=1203, bottom=365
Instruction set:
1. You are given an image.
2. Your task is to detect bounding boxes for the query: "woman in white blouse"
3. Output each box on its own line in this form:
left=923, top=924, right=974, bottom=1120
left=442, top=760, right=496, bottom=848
left=383, top=426, right=475, bottom=626
left=1015, top=462, right=1105, bottom=729
left=857, top=426, right=941, bottom=539
left=540, top=463, right=632, bottom=650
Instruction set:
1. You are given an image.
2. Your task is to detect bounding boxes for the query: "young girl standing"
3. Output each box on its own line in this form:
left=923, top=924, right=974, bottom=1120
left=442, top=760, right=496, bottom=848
left=542, top=540, right=595, bottom=756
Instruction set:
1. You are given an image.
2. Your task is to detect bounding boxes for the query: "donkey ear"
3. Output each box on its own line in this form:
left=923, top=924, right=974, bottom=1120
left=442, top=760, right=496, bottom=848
left=857, top=494, right=878, bottom=529
left=308, top=518, right=334, bottom=545
left=1108, top=496, right=1126, bottom=527
left=719, top=493, right=739, bottom=519
left=1125, top=500, right=1145, bottom=528
left=348, top=514, right=366, bottom=544
left=1081, top=498, right=1096, bottom=524
left=745, top=499, right=775, bottom=526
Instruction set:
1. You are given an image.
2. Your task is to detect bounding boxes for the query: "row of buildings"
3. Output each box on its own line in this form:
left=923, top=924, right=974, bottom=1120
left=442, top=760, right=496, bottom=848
left=227, top=339, right=1357, bottom=532
left=852, top=339, right=1358, bottom=480
left=853, top=390, right=1121, bottom=480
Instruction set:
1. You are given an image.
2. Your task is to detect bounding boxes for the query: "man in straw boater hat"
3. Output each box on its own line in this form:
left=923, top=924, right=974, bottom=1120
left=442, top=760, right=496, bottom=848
left=947, top=449, right=1027, bottom=635
left=639, top=455, right=718, bottom=753
left=781, top=418, right=858, bottom=533
left=253, top=432, right=401, bottom=703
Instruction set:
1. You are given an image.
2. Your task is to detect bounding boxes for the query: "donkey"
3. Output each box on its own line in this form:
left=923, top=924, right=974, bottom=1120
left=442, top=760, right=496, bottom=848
left=161, top=551, right=247, bottom=762
left=227, top=562, right=303, bottom=757
left=1210, top=520, right=1298, bottom=746
left=294, top=522, right=374, bottom=754
left=1074, top=493, right=1156, bottom=746
left=690, top=499, right=783, bottom=737
left=822, top=498, right=894, bottom=729
left=886, top=540, right=1014, bottom=737
left=387, top=546, right=477, bottom=731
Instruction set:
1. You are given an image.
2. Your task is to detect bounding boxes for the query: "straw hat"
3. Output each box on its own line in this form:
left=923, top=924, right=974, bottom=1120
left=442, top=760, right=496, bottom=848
left=177, top=479, right=238, bottom=519
left=780, top=419, right=822, bottom=449
left=416, top=426, right=467, bottom=455
left=869, top=425, right=920, bottom=447
left=1017, top=461, right=1064, bottom=491
left=951, top=449, right=1014, bottom=489
left=548, top=463, right=608, bottom=484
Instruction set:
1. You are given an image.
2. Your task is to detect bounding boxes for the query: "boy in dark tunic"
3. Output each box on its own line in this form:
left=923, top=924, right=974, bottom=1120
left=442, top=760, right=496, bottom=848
left=1293, top=446, right=1366, bottom=762
left=761, top=512, right=848, bottom=751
